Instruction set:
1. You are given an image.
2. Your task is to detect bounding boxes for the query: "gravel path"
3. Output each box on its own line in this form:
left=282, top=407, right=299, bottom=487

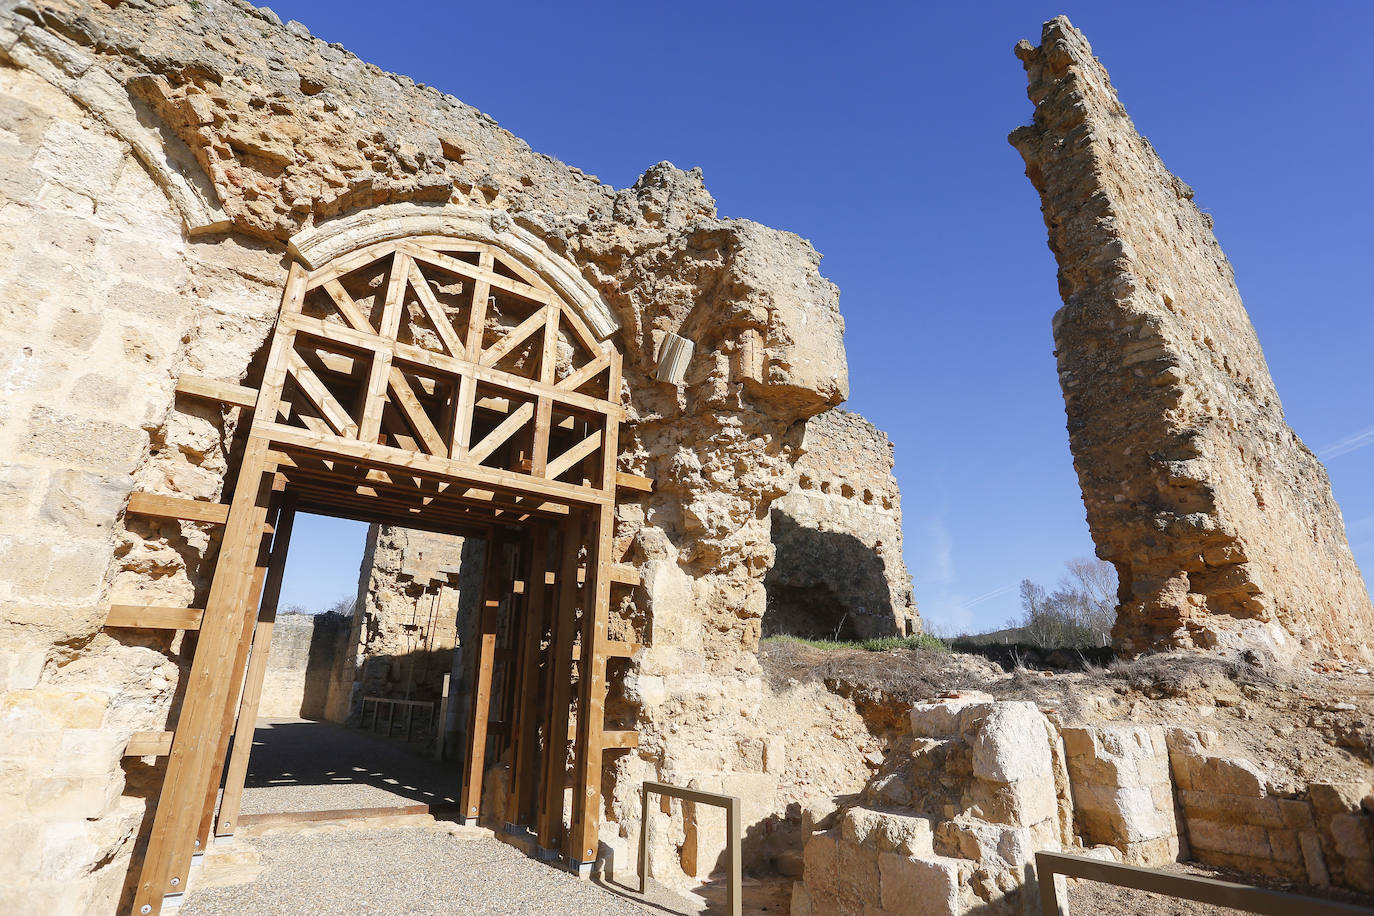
left=180, top=825, right=658, bottom=916
left=238, top=718, right=461, bottom=815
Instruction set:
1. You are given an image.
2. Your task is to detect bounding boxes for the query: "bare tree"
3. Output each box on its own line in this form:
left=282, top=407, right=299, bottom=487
left=1011, top=559, right=1117, bottom=648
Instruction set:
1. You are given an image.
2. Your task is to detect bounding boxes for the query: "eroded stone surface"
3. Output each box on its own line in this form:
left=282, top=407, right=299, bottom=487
left=1010, top=17, right=1374, bottom=660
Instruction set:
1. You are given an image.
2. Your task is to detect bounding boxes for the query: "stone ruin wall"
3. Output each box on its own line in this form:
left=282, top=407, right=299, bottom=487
left=0, top=0, right=859, bottom=908
left=767, top=408, right=918, bottom=640
left=1009, top=18, right=1374, bottom=662
left=254, top=610, right=349, bottom=720
left=794, top=692, right=1374, bottom=915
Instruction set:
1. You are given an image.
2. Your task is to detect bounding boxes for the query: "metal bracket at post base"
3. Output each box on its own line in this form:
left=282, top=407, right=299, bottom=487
left=1034, top=850, right=1374, bottom=916
left=639, top=780, right=741, bottom=916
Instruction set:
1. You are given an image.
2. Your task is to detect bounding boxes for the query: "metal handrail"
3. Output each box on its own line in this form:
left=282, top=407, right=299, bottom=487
left=1036, top=851, right=1374, bottom=915
left=639, top=781, right=742, bottom=916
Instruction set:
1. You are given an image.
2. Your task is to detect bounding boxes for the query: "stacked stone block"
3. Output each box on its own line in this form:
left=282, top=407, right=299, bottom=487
left=1061, top=724, right=1183, bottom=865
left=795, top=696, right=1072, bottom=915
left=1167, top=729, right=1374, bottom=893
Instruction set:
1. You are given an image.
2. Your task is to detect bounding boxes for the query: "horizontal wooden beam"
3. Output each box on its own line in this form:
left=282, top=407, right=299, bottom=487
left=572, top=640, right=641, bottom=661
left=125, top=731, right=174, bottom=757
left=126, top=492, right=229, bottom=525
left=615, top=471, right=653, bottom=493
left=610, top=564, right=641, bottom=586
left=602, top=730, right=639, bottom=750
left=263, top=423, right=611, bottom=508
left=175, top=375, right=259, bottom=410
left=105, top=605, right=203, bottom=630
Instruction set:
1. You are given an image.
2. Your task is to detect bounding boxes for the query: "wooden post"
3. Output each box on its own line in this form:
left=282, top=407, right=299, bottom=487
left=133, top=267, right=305, bottom=916
left=213, top=497, right=298, bottom=838
left=536, top=514, right=583, bottom=857
left=504, top=523, right=550, bottom=828
left=459, top=530, right=506, bottom=824
left=434, top=673, right=450, bottom=761
left=570, top=354, right=620, bottom=871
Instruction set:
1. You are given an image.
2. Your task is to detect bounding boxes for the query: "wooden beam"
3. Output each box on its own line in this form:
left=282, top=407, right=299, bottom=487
left=545, top=430, right=602, bottom=482
left=460, top=532, right=506, bottom=823
left=105, top=605, right=203, bottom=630
left=466, top=401, right=533, bottom=466
left=286, top=350, right=358, bottom=437
left=405, top=244, right=550, bottom=308
left=615, top=471, right=653, bottom=493
left=387, top=367, right=448, bottom=458
left=125, top=731, right=174, bottom=757
left=175, top=376, right=258, bottom=410
left=536, top=514, right=582, bottom=854
left=282, top=312, right=624, bottom=420
left=127, top=492, right=229, bottom=526
left=357, top=349, right=393, bottom=446
left=379, top=251, right=411, bottom=341
left=480, top=306, right=549, bottom=368
left=505, top=524, right=550, bottom=828
left=406, top=258, right=464, bottom=357
left=322, top=278, right=375, bottom=333
left=609, top=564, right=641, bottom=587
left=215, top=500, right=298, bottom=838
left=556, top=352, right=610, bottom=393
left=133, top=265, right=305, bottom=916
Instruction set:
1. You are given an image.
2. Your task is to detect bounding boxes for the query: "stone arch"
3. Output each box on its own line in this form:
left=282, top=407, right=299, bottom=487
left=286, top=202, right=621, bottom=340
left=0, top=14, right=229, bottom=233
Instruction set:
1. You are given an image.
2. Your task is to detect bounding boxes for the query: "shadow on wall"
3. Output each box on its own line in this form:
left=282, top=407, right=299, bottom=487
left=764, top=508, right=894, bottom=641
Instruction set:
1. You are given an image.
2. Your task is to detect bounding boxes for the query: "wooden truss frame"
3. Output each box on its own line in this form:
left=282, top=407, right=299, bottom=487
left=125, top=237, right=644, bottom=916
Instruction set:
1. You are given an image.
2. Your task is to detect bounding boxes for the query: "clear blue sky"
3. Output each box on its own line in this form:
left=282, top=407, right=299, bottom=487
left=265, top=1, right=1374, bottom=634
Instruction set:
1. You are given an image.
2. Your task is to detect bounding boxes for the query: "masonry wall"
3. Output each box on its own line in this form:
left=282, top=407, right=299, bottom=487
left=766, top=408, right=919, bottom=640
left=1010, top=17, right=1374, bottom=660
left=256, top=612, right=351, bottom=720
left=0, top=51, right=282, bottom=914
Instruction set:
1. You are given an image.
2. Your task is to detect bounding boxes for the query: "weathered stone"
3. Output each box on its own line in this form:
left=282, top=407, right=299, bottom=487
left=1010, top=16, right=1374, bottom=661
left=877, top=852, right=960, bottom=916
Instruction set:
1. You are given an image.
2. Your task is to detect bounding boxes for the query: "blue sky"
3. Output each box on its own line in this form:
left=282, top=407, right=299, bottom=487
left=267, top=1, right=1374, bottom=634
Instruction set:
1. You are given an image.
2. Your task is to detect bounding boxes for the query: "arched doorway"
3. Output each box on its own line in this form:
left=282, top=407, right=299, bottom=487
left=131, top=236, right=644, bottom=915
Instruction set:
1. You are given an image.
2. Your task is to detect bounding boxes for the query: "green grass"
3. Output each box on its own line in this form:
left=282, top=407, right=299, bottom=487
left=763, top=633, right=949, bottom=653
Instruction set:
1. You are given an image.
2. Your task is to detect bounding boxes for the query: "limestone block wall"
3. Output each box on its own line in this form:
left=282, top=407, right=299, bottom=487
left=0, top=30, right=284, bottom=914
left=1166, top=729, right=1374, bottom=893
left=330, top=525, right=482, bottom=733
left=1061, top=724, right=1183, bottom=865
left=794, top=697, right=1374, bottom=914
left=766, top=408, right=918, bottom=640
left=1009, top=17, right=1374, bottom=660
left=256, top=612, right=351, bottom=720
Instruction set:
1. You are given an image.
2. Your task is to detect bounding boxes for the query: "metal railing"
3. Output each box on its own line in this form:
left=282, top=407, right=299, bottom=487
left=360, top=695, right=436, bottom=743
left=1036, top=851, right=1374, bottom=916
left=639, top=781, right=741, bottom=916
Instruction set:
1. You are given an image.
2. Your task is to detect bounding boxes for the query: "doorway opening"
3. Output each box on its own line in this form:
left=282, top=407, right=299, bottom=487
left=133, top=235, right=641, bottom=916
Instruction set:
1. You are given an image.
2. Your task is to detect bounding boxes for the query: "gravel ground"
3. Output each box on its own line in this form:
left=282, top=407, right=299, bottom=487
left=238, top=718, right=461, bottom=815
left=180, top=826, right=658, bottom=916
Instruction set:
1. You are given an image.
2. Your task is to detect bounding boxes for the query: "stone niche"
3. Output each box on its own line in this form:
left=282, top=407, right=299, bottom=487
left=1010, top=17, right=1374, bottom=661
left=766, top=408, right=919, bottom=641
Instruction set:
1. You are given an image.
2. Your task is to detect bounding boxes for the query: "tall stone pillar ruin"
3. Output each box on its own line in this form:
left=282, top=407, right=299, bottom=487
left=1010, top=17, right=1374, bottom=660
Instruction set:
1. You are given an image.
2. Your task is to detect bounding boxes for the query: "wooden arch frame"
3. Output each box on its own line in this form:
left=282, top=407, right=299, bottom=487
left=129, top=235, right=640, bottom=915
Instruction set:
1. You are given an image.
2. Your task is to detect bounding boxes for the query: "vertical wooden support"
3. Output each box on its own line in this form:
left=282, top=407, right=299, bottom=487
left=569, top=352, right=620, bottom=869
left=505, top=523, right=550, bottom=828
left=536, top=514, right=583, bottom=857
left=133, top=263, right=305, bottom=916
left=459, top=530, right=507, bottom=824
left=213, top=496, right=298, bottom=838
left=193, top=478, right=285, bottom=849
